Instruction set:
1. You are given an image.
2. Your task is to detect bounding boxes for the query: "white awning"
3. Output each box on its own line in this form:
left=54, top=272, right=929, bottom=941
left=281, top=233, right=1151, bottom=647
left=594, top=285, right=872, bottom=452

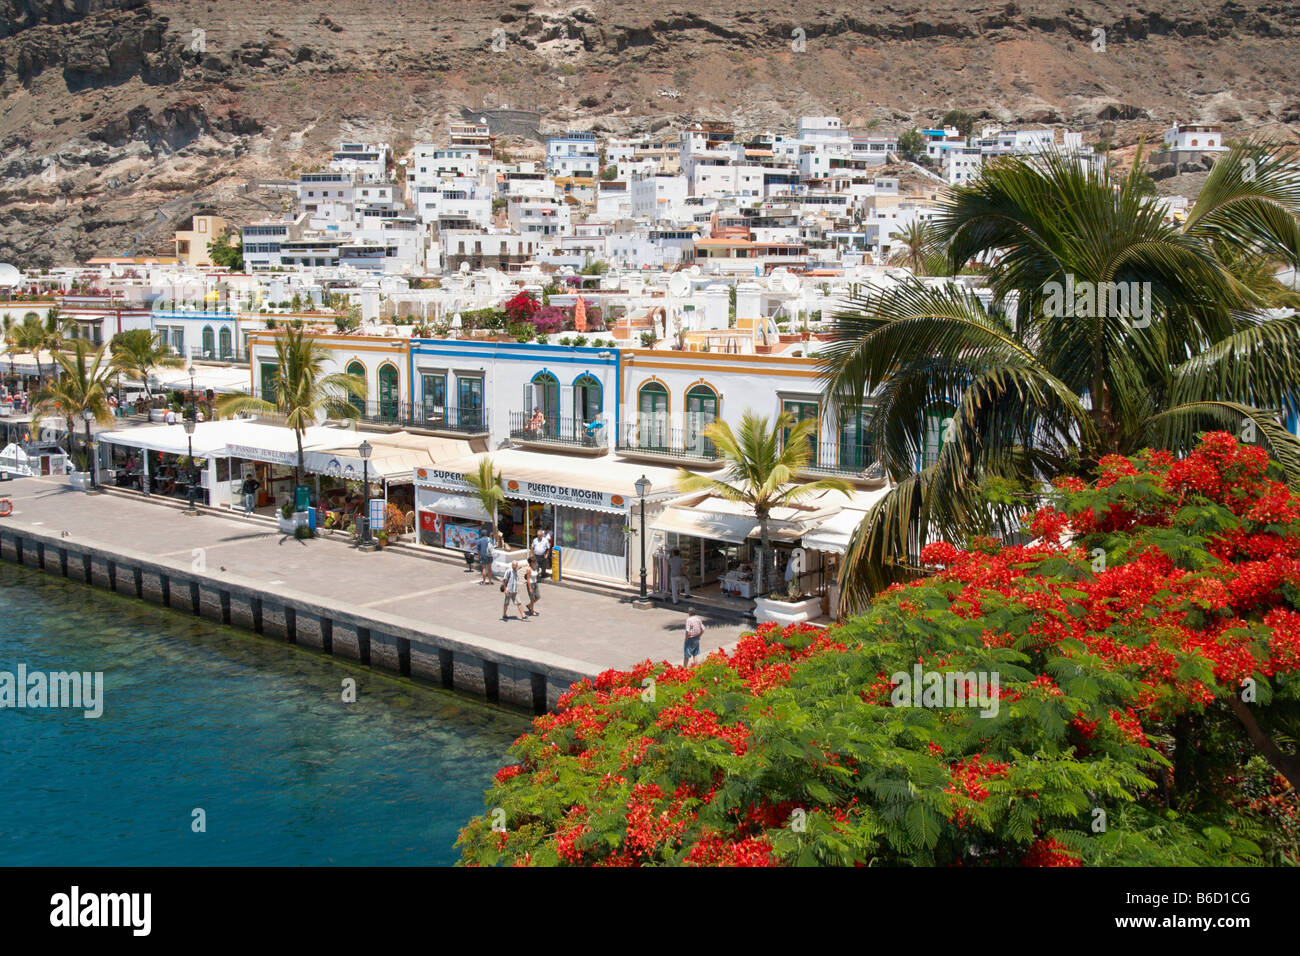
left=417, top=490, right=491, bottom=522
left=652, top=506, right=756, bottom=543
left=801, top=488, right=890, bottom=554
left=802, top=509, right=867, bottom=555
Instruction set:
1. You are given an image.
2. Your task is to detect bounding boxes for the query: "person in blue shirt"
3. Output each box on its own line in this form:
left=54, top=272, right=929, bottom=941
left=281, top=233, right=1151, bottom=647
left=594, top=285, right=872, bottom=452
left=476, top=525, right=496, bottom=584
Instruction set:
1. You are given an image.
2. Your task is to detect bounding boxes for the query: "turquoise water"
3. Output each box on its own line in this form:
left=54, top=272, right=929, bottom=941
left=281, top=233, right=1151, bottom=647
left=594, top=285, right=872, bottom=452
left=0, top=562, right=528, bottom=866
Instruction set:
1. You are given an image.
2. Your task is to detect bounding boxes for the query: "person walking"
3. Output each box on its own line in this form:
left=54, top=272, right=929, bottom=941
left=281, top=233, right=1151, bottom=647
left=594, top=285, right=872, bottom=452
left=476, top=525, right=496, bottom=584
left=683, top=608, right=704, bottom=668
left=668, top=548, right=691, bottom=604
left=241, top=474, right=260, bottom=515
left=501, top=559, right=527, bottom=621
left=525, top=555, right=541, bottom=616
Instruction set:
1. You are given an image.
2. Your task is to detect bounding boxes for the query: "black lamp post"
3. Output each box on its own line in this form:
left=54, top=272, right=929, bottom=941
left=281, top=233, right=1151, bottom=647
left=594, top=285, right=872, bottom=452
left=634, top=474, right=651, bottom=607
left=183, top=419, right=197, bottom=514
left=359, top=440, right=373, bottom=547
left=187, top=365, right=196, bottom=420
left=82, top=408, right=96, bottom=490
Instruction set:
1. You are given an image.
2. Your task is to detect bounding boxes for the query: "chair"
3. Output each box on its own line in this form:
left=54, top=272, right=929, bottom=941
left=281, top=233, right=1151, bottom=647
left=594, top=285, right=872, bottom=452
left=405, top=510, right=416, bottom=533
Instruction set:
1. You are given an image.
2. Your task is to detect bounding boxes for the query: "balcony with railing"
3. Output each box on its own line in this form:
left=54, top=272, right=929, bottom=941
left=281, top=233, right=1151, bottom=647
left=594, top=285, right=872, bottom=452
left=615, top=421, right=722, bottom=467
left=800, top=439, right=882, bottom=482
left=509, top=412, right=608, bottom=455
left=346, top=399, right=489, bottom=435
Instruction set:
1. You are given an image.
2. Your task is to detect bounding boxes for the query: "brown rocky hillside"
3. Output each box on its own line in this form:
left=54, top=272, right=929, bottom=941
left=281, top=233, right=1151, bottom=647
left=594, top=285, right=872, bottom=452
left=2, top=0, right=1299, bottom=266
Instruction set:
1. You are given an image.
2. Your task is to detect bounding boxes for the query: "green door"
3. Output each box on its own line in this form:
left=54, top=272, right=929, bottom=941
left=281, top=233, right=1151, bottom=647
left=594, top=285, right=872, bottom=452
left=782, top=399, right=819, bottom=459
left=259, top=362, right=277, bottom=401
left=378, top=364, right=399, bottom=421
left=346, top=362, right=367, bottom=416
left=839, top=405, right=873, bottom=470
left=458, top=376, right=483, bottom=430
left=638, top=383, right=669, bottom=449
left=684, top=386, right=717, bottom=457
left=574, top=375, right=601, bottom=423
left=530, top=373, right=560, bottom=435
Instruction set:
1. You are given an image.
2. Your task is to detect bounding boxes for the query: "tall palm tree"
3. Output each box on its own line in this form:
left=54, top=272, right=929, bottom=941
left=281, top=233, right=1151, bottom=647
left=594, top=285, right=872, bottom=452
left=30, top=340, right=115, bottom=471
left=11, top=314, right=48, bottom=382
left=677, top=411, right=852, bottom=592
left=215, top=327, right=366, bottom=487
left=2, top=316, right=15, bottom=381
left=40, top=306, right=73, bottom=367
left=464, top=456, right=506, bottom=530
left=821, top=142, right=1300, bottom=606
left=109, top=328, right=182, bottom=399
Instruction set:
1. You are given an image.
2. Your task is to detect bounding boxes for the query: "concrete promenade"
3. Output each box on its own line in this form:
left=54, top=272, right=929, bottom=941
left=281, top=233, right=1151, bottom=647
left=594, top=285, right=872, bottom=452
left=0, top=476, right=749, bottom=709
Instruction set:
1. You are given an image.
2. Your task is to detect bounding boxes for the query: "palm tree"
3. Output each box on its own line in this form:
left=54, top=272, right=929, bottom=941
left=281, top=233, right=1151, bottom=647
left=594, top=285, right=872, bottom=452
left=2, top=316, right=16, bottom=381
left=821, top=142, right=1300, bottom=606
left=109, top=329, right=182, bottom=399
left=677, top=411, right=852, bottom=592
left=30, top=340, right=115, bottom=472
left=214, top=326, right=366, bottom=487
left=464, top=456, right=506, bottom=530
left=11, top=314, right=48, bottom=383
left=41, top=306, right=74, bottom=367
left=886, top=220, right=947, bottom=275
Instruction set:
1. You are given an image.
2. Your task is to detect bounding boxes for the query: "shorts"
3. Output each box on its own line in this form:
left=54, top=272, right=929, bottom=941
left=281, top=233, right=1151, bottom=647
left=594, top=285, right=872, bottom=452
left=684, top=635, right=700, bottom=659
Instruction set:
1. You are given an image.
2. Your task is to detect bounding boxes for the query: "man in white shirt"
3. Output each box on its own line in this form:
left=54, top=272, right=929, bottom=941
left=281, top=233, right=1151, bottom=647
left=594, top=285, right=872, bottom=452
left=668, top=548, right=690, bottom=604
left=531, top=528, right=550, bottom=577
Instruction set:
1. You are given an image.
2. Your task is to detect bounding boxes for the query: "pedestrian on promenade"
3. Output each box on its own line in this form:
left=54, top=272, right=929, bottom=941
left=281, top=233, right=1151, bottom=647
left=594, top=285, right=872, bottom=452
left=683, top=608, right=704, bottom=668
left=669, top=548, right=690, bottom=604
left=525, top=555, right=541, bottom=616
left=241, top=474, right=260, bottom=515
left=531, top=527, right=549, bottom=577
left=501, top=559, right=527, bottom=621
left=476, top=525, right=495, bottom=584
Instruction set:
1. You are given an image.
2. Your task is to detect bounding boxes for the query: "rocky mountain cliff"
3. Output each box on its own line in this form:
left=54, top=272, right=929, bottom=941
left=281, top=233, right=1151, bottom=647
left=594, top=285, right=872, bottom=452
left=3, top=0, right=1299, bottom=267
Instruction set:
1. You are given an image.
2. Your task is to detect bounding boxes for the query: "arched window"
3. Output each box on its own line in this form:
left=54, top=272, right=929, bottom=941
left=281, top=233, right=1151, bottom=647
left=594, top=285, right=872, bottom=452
left=218, top=327, right=233, bottom=361
left=528, top=371, right=560, bottom=437
left=346, top=361, right=367, bottom=416
left=573, top=374, right=601, bottom=423
left=201, top=326, right=215, bottom=359
left=637, top=381, right=669, bottom=450
left=377, top=363, right=399, bottom=422
left=684, top=384, right=717, bottom=457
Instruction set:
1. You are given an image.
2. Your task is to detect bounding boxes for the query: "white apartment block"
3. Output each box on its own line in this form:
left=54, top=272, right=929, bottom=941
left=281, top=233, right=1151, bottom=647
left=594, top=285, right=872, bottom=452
left=546, top=132, right=600, bottom=178
left=330, top=142, right=391, bottom=182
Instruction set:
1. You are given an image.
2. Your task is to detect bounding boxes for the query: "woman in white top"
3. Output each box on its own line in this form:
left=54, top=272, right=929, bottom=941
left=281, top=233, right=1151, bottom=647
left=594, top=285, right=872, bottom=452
left=501, top=560, right=528, bottom=621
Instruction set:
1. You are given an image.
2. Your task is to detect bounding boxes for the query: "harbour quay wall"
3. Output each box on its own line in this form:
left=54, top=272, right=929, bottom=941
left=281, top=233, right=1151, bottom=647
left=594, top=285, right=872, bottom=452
left=0, top=524, right=589, bottom=715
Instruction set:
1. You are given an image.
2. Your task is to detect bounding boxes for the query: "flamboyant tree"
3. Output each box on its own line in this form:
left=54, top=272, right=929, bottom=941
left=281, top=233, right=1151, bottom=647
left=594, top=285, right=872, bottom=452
left=459, top=433, right=1299, bottom=866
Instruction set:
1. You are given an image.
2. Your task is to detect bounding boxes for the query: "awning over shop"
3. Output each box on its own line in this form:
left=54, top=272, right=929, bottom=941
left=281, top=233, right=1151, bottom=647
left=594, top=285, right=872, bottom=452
left=802, top=509, right=867, bottom=555
left=98, top=423, right=230, bottom=457
left=148, top=365, right=251, bottom=395
left=801, top=488, right=891, bottom=554
left=652, top=506, right=756, bottom=543
left=415, top=448, right=682, bottom=514
left=416, top=490, right=491, bottom=522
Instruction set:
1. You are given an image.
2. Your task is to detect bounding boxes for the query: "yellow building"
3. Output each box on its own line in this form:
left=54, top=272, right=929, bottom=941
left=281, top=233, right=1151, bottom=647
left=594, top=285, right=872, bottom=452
left=174, top=215, right=233, bottom=269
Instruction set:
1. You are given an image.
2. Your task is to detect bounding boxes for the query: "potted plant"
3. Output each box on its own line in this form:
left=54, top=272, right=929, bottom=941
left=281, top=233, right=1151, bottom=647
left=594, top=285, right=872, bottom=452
left=375, top=529, right=389, bottom=549
left=754, top=578, right=823, bottom=625
left=277, top=499, right=309, bottom=535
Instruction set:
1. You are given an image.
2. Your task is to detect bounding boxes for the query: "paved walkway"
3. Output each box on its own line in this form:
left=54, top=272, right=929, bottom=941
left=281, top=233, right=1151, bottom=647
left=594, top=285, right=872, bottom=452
left=0, top=476, right=750, bottom=675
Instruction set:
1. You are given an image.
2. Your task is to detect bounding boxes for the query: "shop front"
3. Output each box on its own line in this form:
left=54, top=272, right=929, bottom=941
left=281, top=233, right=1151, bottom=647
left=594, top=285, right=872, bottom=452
left=413, top=450, right=681, bottom=583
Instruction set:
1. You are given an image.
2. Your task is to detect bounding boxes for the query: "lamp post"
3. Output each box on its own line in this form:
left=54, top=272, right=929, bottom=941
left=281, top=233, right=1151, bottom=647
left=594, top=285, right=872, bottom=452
left=182, top=419, right=197, bottom=514
left=633, top=474, right=651, bottom=608
left=187, top=365, right=196, bottom=420
left=82, top=407, right=96, bottom=490
left=358, top=440, right=373, bottom=549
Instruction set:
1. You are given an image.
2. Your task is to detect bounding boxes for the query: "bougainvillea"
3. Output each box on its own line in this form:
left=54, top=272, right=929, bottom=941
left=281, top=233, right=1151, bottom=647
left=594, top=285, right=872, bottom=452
left=458, top=434, right=1298, bottom=866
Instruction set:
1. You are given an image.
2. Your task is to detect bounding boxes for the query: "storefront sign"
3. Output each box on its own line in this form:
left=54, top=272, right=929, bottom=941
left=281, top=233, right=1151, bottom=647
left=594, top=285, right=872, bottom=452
left=226, top=443, right=296, bottom=466
left=505, top=478, right=626, bottom=513
left=414, top=466, right=474, bottom=492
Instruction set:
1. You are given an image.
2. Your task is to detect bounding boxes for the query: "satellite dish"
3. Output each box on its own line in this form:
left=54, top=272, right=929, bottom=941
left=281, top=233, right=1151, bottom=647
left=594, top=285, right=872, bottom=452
left=689, top=265, right=702, bottom=277
left=781, top=273, right=801, bottom=294
left=459, top=261, right=471, bottom=273
left=667, top=273, right=689, bottom=297
left=0, top=263, right=22, bottom=286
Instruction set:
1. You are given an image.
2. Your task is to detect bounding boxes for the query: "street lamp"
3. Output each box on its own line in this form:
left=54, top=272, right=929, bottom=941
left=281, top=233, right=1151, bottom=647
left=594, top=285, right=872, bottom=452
left=634, top=474, right=651, bottom=608
left=187, top=365, right=196, bottom=420
left=82, top=407, right=96, bottom=490
left=358, top=440, right=373, bottom=548
left=182, top=419, right=197, bottom=514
